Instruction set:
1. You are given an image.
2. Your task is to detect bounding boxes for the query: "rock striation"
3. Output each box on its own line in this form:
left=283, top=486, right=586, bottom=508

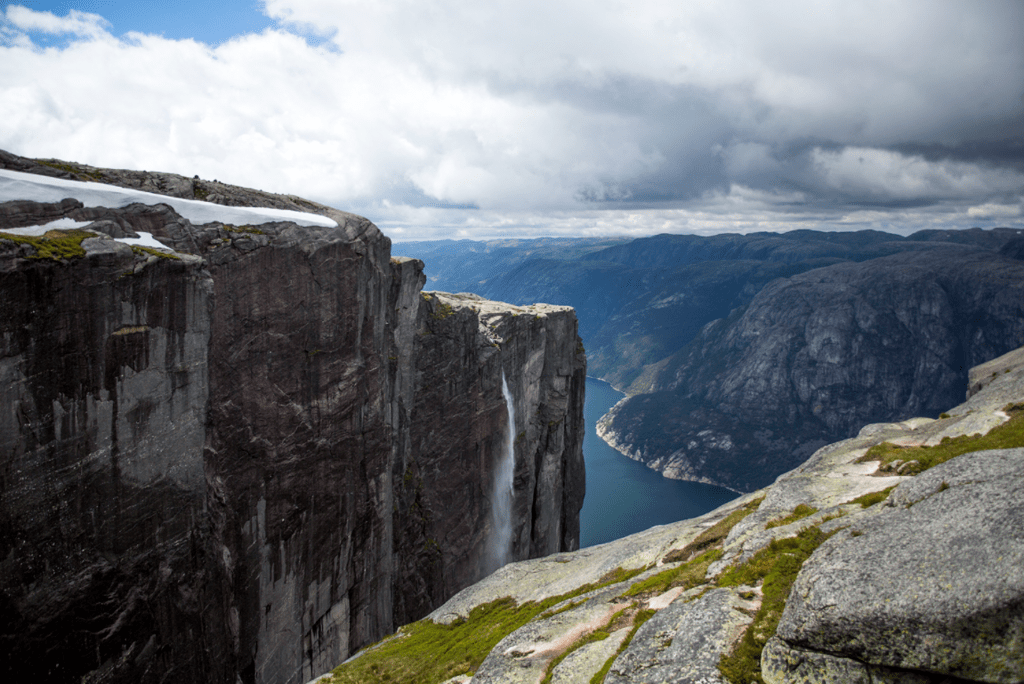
left=326, top=344, right=1024, bottom=684
left=0, top=151, right=585, bottom=684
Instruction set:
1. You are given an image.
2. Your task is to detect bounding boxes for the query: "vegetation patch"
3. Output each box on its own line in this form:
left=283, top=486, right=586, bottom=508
left=589, top=608, right=656, bottom=684
left=430, top=301, right=455, bottom=320
left=111, top=325, right=149, bottom=336
left=540, top=606, right=628, bottom=684
left=716, top=525, right=837, bottom=684
left=764, top=504, right=818, bottom=530
left=856, top=404, right=1024, bottom=476
left=223, top=224, right=265, bottom=235
left=845, top=486, right=896, bottom=508
left=36, top=158, right=104, bottom=182
left=621, top=548, right=722, bottom=599
left=327, top=566, right=645, bottom=683
left=0, top=229, right=94, bottom=260
left=662, top=496, right=764, bottom=564
left=131, top=245, right=180, bottom=260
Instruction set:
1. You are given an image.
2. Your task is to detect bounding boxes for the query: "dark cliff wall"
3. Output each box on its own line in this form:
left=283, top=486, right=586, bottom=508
left=0, top=164, right=586, bottom=684
left=0, top=238, right=218, bottom=682
left=389, top=282, right=586, bottom=628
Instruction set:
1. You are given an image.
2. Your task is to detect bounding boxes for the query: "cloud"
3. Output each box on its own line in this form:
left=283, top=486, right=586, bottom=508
left=1, top=0, right=1022, bottom=239
left=5, top=6, right=111, bottom=39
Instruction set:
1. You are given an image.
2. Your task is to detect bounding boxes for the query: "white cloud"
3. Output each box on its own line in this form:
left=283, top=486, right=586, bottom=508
left=1, top=1, right=1022, bottom=239
left=967, top=202, right=1022, bottom=220
left=5, top=6, right=111, bottom=39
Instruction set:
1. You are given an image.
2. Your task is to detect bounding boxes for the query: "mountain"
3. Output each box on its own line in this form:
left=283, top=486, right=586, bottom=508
left=0, top=150, right=586, bottom=684
left=323, top=344, right=1024, bottom=684
left=395, top=227, right=1024, bottom=490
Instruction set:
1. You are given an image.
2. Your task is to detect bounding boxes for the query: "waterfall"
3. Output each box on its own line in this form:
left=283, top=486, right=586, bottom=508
left=486, top=371, right=516, bottom=573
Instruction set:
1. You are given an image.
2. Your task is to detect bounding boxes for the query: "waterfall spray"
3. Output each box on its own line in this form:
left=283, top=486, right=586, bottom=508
left=486, top=371, right=517, bottom=572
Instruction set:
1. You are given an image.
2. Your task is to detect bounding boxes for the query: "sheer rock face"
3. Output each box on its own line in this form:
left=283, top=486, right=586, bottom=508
left=601, top=248, right=1024, bottom=492
left=0, top=154, right=585, bottom=684
left=390, top=290, right=586, bottom=627
left=0, top=238, right=218, bottom=683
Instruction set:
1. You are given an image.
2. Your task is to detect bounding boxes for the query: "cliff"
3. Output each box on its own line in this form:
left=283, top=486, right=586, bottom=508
left=325, top=344, right=1024, bottom=684
left=0, top=152, right=586, bottom=684
left=598, top=248, right=1024, bottom=491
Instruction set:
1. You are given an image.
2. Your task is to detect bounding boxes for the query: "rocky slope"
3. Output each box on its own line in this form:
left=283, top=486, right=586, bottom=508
left=599, top=247, right=1024, bottom=491
left=322, top=344, right=1024, bottom=684
left=0, top=151, right=585, bottom=684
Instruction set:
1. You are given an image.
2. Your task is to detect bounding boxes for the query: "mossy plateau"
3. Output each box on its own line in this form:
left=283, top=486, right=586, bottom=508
left=0, top=229, right=94, bottom=260
left=716, top=525, right=837, bottom=684
left=857, top=404, right=1024, bottom=476
left=326, top=567, right=645, bottom=683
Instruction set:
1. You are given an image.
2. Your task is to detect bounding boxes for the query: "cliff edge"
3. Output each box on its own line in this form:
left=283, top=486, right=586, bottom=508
left=0, top=151, right=586, bottom=684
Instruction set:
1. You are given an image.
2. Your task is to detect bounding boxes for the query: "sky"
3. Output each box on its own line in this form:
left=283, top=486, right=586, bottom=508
left=1, top=1, right=1022, bottom=241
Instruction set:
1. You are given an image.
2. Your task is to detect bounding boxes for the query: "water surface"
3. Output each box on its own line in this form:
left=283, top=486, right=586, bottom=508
left=579, top=378, right=738, bottom=548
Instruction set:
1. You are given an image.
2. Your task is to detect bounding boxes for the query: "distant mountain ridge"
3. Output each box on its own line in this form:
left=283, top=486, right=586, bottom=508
left=394, top=226, right=1024, bottom=491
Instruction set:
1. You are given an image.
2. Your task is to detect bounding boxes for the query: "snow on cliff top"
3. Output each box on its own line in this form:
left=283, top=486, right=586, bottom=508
left=0, top=168, right=337, bottom=228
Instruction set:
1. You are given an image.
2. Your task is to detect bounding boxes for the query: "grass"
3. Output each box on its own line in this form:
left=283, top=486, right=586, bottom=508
left=430, top=301, right=455, bottom=320
left=662, top=496, right=764, bottom=564
left=716, top=525, right=836, bottom=684
left=845, top=486, right=896, bottom=508
left=764, top=504, right=818, bottom=529
left=621, top=548, right=722, bottom=598
left=223, top=224, right=265, bottom=235
left=539, top=606, right=629, bottom=684
left=0, top=229, right=94, bottom=260
left=856, top=403, right=1024, bottom=476
left=131, top=245, right=180, bottom=260
left=589, top=608, right=656, bottom=684
left=327, top=567, right=645, bottom=683
left=36, top=158, right=104, bottom=182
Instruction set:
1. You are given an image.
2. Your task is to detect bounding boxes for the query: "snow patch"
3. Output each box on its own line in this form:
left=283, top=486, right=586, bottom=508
left=0, top=169, right=337, bottom=228
left=116, top=232, right=172, bottom=250
left=0, top=218, right=92, bottom=236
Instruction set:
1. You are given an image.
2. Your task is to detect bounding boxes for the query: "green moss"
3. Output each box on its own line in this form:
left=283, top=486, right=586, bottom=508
left=662, top=496, right=764, bottom=564
left=0, top=229, right=94, bottom=260
left=764, top=504, right=818, bottom=530
left=131, top=245, right=180, bottom=260
left=328, top=567, right=645, bottom=683
left=716, top=525, right=836, bottom=684
left=589, top=608, right=656, bottom=684
left=111, top=325, right=149, bottom=336
left=845, top=486, right=896, bottom=508
left=430, top=301, right=455, bottom=320
left=857, top=404, right=1024, bottom=475
left=540, top=607, right=627, bottom=684
left=621, top=548, right=722, bottom=598
left=36, top=158, right=103, bottom=182
left=223, top=224, right=265, bottom=235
